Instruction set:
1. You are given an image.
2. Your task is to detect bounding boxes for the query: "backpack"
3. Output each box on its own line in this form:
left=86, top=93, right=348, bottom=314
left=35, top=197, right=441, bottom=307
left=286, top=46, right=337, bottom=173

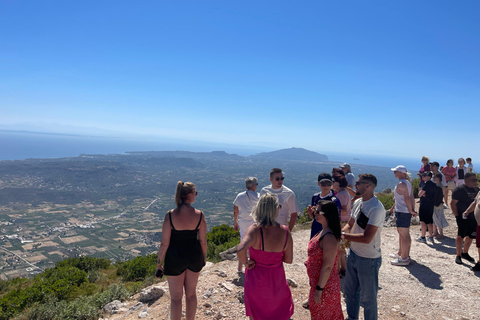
left=433, top=185, right=443, bottom=207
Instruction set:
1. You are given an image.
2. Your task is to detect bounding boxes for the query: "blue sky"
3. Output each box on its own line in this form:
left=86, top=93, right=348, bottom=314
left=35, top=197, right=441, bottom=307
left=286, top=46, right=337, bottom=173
left=1, top=1, right=479, bottom=162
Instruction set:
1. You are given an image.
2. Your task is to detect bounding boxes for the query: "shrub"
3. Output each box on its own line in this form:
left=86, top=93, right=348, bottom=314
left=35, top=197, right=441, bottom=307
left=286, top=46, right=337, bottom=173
left=116, top=254, right=157, bottom=282
left=376, top=192, right=394, bottom=211
left=206, top=224, right=240, bottom=262
left=297, top=207, right=312, bottom=225
left=412, top=177, right=420, bottom=198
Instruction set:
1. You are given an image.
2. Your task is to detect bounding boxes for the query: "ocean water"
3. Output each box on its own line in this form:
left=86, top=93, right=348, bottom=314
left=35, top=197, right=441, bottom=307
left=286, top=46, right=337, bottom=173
left=1, top=130, right=422, bottom=171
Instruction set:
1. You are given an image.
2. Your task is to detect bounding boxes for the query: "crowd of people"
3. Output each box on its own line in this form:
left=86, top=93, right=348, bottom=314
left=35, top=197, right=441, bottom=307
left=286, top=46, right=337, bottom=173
left=155, top=157, right=479, bottom=320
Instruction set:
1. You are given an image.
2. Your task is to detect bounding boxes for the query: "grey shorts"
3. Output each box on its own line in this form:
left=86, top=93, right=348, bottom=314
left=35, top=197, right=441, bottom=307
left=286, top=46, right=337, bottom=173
left=395, top=211, right=412, bottom=228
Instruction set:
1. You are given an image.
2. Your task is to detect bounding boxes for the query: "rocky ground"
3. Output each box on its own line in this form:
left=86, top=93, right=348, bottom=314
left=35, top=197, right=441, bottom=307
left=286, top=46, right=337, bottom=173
left=100, top=204, right=480, bottom=320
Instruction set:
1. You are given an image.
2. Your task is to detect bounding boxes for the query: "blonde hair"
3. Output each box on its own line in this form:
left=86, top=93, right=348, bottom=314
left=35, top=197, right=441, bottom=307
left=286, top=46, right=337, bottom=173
left=174, top=181, right=196, bottom=208
left=251, top=193, right=279, bottom=227
left=421, top=156, right=430, bottom=162
left=458, top=158, right=465, bottom=165
left=405, top=172, right=411, bottom=182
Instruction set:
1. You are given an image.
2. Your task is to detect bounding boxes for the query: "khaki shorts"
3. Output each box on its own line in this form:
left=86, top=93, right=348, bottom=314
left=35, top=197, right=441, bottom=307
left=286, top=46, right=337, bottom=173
left=447, top=180, right=456, bottom=190
left=340, top=221, right=351, bottom=251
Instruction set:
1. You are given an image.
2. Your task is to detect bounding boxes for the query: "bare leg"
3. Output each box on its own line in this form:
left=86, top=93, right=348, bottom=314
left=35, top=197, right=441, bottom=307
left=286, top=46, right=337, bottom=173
left=167, top=273, right=186, bottom=320
left=184, top=269, right=200, bottom=320
left=397, top=228, right=402, bottom=256
left=444, top=187, right=449, bottom=206
left=456, top=236, right=464, bottom=256
left=463, top=237, right=473, bottom=254
left=420, top=222, right=427, bottom=238
left=427, top=224, right=434, bottom=238
left=398, top=227, right=411, bottom=259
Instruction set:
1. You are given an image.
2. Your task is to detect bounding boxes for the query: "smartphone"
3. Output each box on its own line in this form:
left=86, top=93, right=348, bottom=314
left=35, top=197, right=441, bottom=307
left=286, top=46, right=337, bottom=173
left=156, top=269, right=164, bottom=278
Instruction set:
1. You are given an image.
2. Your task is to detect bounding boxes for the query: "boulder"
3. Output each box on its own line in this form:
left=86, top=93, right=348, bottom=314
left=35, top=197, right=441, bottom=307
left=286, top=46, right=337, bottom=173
left=139, top=286, right=165, bottom=302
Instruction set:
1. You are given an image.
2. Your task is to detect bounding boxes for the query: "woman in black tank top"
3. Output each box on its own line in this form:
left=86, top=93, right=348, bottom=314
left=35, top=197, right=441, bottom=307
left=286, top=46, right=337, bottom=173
left=156, top=181, right=207, bottom=320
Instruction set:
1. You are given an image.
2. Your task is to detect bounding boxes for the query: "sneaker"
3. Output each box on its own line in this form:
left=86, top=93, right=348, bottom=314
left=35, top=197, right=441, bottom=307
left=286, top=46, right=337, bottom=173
left=389, top=252, right=400, bottom=258
left=455, top=256, right=462, bottom=265
left=428, top=237, right=435, bottom=244
left=472, top=263, right=480, bottom=271
left=415, top=236, right=426, bottom=243
left=391, top=257, right=411, bottom=266
left=461, top=252, right=475, bottom=263
left=302, top=299, right=309, bottom=309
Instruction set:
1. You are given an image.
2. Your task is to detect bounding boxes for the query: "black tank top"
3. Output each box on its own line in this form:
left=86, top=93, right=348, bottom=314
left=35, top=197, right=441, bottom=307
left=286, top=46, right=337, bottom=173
left=163, top=210, right=206, bottom=276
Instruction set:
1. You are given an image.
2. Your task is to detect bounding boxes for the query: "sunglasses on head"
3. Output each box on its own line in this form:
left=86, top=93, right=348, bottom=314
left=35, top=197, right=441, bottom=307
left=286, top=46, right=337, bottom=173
left=275, top=177, right=285, bottom=181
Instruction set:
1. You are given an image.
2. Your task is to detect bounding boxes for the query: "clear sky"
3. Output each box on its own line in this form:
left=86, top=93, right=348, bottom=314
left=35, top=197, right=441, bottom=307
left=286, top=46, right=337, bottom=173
left=1, top=1, right=479, bottom=162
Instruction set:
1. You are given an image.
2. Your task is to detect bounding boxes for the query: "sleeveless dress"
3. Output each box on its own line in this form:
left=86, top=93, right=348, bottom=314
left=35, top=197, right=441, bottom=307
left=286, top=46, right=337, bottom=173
left=306, top=232, right=344, bottom=320
left=244, top=226, right=294, bottom=320
left=164, top=211, right=205, bottom=276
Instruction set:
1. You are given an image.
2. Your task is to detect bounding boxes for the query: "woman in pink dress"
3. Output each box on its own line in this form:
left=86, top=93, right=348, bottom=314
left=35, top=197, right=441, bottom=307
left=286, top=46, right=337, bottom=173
left=306, top=200, right=344, bottom=320
left=237, top=193, right=294, bottom=320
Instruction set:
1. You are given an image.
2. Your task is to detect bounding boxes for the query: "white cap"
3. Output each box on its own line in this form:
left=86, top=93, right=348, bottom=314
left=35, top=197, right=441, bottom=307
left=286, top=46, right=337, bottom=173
left=391, top=165, right=407, bottom=173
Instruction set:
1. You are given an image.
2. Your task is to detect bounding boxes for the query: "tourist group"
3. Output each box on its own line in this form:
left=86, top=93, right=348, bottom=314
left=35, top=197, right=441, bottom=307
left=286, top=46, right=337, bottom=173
left=155, top=158, right=479, bottom=320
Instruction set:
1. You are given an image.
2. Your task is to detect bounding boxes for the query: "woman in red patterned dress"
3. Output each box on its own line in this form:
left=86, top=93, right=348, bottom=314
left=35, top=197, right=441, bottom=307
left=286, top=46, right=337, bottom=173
left=306, top=200, right=344, bottom=320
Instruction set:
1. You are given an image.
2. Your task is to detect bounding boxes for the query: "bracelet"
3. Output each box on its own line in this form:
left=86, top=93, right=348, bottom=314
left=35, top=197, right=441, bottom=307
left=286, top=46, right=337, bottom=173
left=315, top=285, right=324, bottom=291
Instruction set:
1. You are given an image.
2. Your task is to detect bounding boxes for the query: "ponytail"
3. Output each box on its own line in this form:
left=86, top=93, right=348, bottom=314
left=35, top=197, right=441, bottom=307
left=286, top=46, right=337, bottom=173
left=405, top=172, right=411, bottom=182
left=174, top=181, right=196, bottom=208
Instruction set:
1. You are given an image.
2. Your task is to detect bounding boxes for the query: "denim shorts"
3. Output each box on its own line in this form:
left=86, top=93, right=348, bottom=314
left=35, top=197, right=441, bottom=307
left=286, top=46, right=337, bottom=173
left=395, top=211, right=411, bottom=228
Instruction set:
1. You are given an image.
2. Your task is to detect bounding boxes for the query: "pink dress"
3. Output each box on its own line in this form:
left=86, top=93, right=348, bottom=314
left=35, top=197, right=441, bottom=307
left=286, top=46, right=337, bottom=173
left=306, top=232, right=344, bottom=320
left=244, top=227, right=294, bottom=320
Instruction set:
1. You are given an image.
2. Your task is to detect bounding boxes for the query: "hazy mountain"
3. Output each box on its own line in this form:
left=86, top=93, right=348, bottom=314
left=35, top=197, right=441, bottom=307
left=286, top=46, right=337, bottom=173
left=249, top=147, right=328, bottom=162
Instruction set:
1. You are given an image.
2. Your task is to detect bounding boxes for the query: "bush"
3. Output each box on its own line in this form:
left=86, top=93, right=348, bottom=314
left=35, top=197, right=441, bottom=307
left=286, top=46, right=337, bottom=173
left=376, top=192, right=394, bottom=210
left=116, top=254, right=157, bottom=282
left=206, top=224, right=240, bottom=262
left=297, top=207, right=312, bottom=225
left=412, top=177, right=420, bottom=198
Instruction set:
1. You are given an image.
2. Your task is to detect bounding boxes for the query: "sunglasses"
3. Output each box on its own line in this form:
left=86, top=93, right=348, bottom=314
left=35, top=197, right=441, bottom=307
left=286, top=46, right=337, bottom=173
left=314, top=210, right=325, bottom=216
left=355, top=181, right=369, bottom=186
left=320, top=181, right=332, bottom=186
left=275, top=177, right=285, bottom=181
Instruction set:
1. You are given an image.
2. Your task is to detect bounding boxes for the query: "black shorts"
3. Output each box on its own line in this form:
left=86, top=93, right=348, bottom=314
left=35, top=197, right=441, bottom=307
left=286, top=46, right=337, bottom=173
left=395, top=212, right=411, bottom=228
left=456, top=217, right=477, bottom=239
left=419, top=204, right=434, bottom=225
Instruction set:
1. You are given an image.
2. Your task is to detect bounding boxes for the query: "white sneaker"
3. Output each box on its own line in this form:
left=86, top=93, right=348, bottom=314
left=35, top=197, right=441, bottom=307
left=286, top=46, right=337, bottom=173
left=391, top=257, right=411, bottom=266
left=389, top=252, right=400, bottom=258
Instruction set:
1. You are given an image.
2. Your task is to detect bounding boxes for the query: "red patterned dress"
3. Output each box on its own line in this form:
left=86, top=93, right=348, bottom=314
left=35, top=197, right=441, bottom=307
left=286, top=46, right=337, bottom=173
left=306, top=232, right=344, bottom=320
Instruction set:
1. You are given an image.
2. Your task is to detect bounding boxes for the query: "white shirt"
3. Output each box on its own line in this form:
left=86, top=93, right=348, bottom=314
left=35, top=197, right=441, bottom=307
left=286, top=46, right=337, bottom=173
left=233, top=190, right=259, bottom=232
left=350, top=197, right=385, bottom=259
left=260, top=185, right=299, bottom=226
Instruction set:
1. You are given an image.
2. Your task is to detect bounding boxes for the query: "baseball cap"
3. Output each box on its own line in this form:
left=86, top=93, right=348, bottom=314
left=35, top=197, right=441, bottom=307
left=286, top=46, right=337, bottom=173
left=429, top=161, right=440, bottom=167
left=391, top=165, right=408, bottom=173
left=317, top=172, right=332, bottom=182
left=422, top=171, right=433, bottom=177
left=340, top=163, right=351, bottom=169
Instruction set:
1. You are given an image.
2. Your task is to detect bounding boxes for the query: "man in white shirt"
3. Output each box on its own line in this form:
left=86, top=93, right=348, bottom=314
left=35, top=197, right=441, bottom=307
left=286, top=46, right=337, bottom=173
left=260, top=168, right=299, bottom=231
left=233, top=177, right=259, bottom=272
left=342, top=173, right=385, bottom=320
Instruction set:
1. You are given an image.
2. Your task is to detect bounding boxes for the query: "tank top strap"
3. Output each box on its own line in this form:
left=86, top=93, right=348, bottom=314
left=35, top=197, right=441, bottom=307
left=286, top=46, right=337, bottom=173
left=319, top=231, right=333, bottom=242
left=260, top=227, right=264, bottom=251
left=168, top=210, right=176, bottom=231
left=283, top=228, right=289, bottom=250
left=195, top=211, right=203, bottom=230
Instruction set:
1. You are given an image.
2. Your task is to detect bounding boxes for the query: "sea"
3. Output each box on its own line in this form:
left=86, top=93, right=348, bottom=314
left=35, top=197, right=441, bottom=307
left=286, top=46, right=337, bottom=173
left=0, top=130, right=421, bottom=171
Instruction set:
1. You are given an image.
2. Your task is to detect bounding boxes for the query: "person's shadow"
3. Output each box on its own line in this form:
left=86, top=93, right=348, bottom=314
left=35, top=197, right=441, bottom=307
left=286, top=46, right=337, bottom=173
left=407, top=260, right=443, bottom=289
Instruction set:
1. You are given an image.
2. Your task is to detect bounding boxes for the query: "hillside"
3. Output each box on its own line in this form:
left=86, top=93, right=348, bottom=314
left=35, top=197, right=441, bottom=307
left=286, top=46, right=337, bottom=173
left=249, top=147, right=329, bottom=162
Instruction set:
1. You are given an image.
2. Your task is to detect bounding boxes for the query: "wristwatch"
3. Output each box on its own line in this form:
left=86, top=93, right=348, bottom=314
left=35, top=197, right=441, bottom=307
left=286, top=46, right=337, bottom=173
left=315, top=285, right=324, bottom=291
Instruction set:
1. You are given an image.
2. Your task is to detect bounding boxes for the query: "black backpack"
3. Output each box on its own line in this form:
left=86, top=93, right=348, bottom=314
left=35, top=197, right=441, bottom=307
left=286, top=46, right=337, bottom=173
left=433, top=185, right=443, bottom=207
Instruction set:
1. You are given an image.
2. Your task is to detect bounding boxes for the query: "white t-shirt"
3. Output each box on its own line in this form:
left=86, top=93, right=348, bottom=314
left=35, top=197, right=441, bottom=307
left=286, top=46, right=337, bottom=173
left=350, top=197, right=386, bottom=259
left=260, top=185, right=299, bottom=226
left=466, top=163, right=474, bottom=173
left=233, top=190, right=259, bottom=236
